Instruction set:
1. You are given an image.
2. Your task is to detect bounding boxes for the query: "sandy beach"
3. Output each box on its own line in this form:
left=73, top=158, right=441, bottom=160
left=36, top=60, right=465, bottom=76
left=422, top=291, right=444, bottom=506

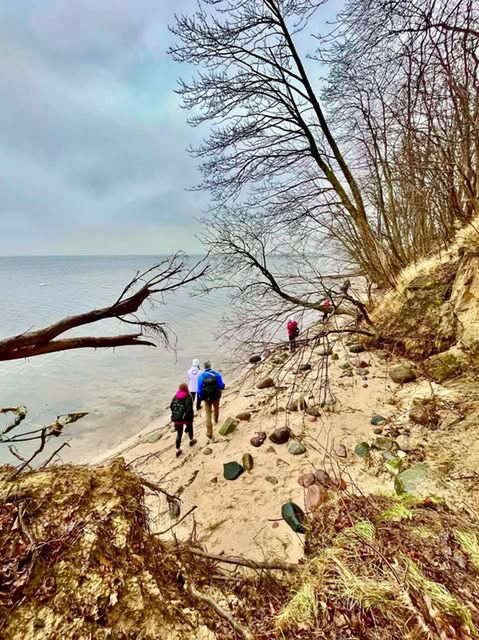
left=90, top=323, right=470, bottom=564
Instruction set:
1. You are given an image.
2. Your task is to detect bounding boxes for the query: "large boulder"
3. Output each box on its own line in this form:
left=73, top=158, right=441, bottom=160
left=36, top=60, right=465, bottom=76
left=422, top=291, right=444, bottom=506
left=218, top=417, right=239, bottom=436
left=394, top=463, right=430, bottom=495
left=223, top=462, right=244, bottom=481
left=281, top=502, right=306, bottom=534
left=269, top=427, right=291, bottom=445
left=256, top=376, right=275, bottom=389
left=389, top=363, right=417, bottom=384
left=425, top=349, right=464, bottom=383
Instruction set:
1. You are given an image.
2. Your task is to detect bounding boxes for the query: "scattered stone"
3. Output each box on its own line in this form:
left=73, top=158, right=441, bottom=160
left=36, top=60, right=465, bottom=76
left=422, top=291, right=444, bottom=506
left=315, top=346, right=333, bottom=356
left=144, top=429, right=164, bottom=444
left=407, top=274, right=435, bottom=291
left=288, top=439, right=306, bottom=455
left=256, top=376, right=275, bottom=389
left=242, top=453, right=254, bottom=471
left=388, top=427, right=400, bottom=438
left=394, top=463, right=430, bottom=495
left=270, top=406, right=285, bottom=415
left=306, top=484, right=330, bottom=511
left=249, top=354, right=262, bottom=364
left=426, top=350, right=463, bottom=383
left=371, top=414, right=387, bottom=427
left=272, top=521, right=279, bottom=529
left=342, top=370, right=354, bottom=377
left=314, top=469, right=331, bottom=487
left=298, top=473, right=316, bottom=488
left=354, top=442, right=370, bottom=458
left=334, top=444, right=348, bottom=458
left=355, top=368, right=369, bottom=376
left=266, top=476, right=279, bottom=485
left=389, top=363, right=416, bottom=384
left=409, top=401, right=439, bottom=427
left=266, top=446, right=277, bottom=454
left=349, top=343, right=365, bottom=353
left=276, top=458, right=288, bottom=467
left=371, top=436, right=394, bottom=451
left=269, top=427, right=291, bottom=445
left=219, top=417, right=239, bottom=436
left=298, top=363, right=312, bottom=372
left=353, top=359, right=369, bottom=369
left=250, top=432, right=267, bottom=447
left=373, top=427, right=383, bottom=435
left=339, top=361, right=352, bottom=370
left=331, top=353, right=339, bottom=361
left=395, top=435, right=413, bottom=452
left=236, top=411, right=252, bottom=421
left=307, top=415, right=317, bottom=423
left=287, top=395, right=307, bottom=411
left=281, top=502, right=306, bottom=534
left=202, top=447, right=213, bottom=456
left=210, top=477, right=218, bottom=484
left=306, top=406, right=321, bottom=418
left=223, top=462, right=245, bottom=481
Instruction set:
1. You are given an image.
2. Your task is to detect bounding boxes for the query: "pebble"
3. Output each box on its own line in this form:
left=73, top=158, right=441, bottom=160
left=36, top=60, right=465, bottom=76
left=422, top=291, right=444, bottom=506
left=272, top=522, right=279, bottom=529
left=306, top=484, right=330, bottom=511
left=373, top=427, right=383, bottom=435
left=236, top=411, right=252, bottom=421
left=334, top=444, right=348, bottom=458
left=266, top=446, right=277, bottom=454
left=144, top=429, right=163, bottom=444
left=298, top=473, right=316, bottom=488
left=269, top=426, right=291, bottom=445
left=249, top=355, right=262, bottom=364
left=266, top=476, right=279, bottom=485
left=210, top=477, right=218, bottom=484
left=256, top=376, right=275, bottom=389
left=250, top=432, right=267, bottom=447
left=363, top=384, right=369, bottom=388
left=202, top=447, right=213, bottom=455
left=307, top=415, right=317, bottom=423
left=288, top=439, right=306, bottom=455
left=314, top=469, right=331, bottom=487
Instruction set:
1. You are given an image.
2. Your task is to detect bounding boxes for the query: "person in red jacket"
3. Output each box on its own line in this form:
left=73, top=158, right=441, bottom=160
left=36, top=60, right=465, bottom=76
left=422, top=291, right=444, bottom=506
left=170, top=383, right=197, bottom=457
left=287, top=319, right=299, bottom=352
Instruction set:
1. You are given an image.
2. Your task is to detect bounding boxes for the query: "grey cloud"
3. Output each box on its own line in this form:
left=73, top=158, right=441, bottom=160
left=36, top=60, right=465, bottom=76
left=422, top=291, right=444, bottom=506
left=0, top=0, right=204, bottom=255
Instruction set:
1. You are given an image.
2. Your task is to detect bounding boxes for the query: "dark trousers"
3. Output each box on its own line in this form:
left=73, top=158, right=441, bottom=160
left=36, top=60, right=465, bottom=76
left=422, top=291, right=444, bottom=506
left=289, top=335, right=297, bottom=353
left=190, top=392, right=201, bottom=410
left=175, top=421, right=193, bottom=449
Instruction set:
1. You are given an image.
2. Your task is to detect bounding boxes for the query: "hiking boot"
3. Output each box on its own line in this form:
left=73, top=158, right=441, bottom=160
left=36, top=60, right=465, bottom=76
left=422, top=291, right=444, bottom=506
left=189, top=438, right=197, bottom=447
left=176, top=449, right=182, bottom=458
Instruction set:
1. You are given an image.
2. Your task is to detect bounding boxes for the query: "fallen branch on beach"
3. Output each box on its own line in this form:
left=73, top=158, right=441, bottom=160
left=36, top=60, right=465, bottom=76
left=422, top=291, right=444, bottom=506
left=188, top=583, right=254, bottom=640
left=0, top=254, right=207, bottom=361
left=188, top=548, right=298, bottom=572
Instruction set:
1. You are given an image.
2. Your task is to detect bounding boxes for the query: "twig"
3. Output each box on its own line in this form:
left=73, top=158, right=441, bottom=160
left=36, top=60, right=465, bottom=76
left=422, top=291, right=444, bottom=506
left=8, top=445, right=32, bottom=470
left=11, top=428, right=48, bottom=478
left=40, top=442, right=71, bottom=468
left=153, top=506, right=197, bottom=535
left=189, top=548, right=298, bottom=572
left=140, top=478, right=180, bottom=501
left=188, top=583, right=253, bottom=640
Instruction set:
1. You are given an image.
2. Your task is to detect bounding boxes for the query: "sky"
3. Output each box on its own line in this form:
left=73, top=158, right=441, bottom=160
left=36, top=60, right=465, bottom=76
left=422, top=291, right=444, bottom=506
left=0, top=0, right=342, bottom=256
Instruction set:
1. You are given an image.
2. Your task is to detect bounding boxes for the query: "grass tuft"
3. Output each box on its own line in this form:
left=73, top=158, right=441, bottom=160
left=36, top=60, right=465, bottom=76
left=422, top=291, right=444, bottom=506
left=455, top=530, right=479, bottom=571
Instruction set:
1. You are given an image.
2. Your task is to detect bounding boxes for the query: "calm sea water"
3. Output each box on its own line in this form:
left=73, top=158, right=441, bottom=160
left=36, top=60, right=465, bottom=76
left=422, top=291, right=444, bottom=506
left=0, top=256, right=231, bottom=463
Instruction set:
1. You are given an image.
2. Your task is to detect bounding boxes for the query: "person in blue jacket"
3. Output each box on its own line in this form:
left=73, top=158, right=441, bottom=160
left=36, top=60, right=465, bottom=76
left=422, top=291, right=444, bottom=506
left=197, top=360, right=225, bottom=438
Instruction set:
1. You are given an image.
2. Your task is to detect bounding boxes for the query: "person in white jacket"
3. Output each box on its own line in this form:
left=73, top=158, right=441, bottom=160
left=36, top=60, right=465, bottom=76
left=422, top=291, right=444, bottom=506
left=187, top=359, right=202, bottom=411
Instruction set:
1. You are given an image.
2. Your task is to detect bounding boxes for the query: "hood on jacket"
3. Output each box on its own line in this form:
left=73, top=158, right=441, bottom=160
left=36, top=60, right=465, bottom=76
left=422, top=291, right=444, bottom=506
left=175, top=389, right=189, bottom=400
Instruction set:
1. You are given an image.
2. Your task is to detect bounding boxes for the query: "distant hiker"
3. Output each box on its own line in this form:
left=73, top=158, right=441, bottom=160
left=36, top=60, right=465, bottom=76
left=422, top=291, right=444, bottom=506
left=340, top=279, right=351, bottom=295
left=187, top=358, right=202, bottom=410
left=197, top=360, right=225, bottom=439
left=287, top=319, right=300, bottom=352
left=170, top=382, right=196, bottom=457
left=320, top=298, right=333, bottom=322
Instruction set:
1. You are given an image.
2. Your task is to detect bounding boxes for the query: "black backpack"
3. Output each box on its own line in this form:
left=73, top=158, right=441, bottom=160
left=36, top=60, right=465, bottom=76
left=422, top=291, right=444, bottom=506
left=202, top=372, right=220, bottom=401
left=170, top=397, right=187, bottom=422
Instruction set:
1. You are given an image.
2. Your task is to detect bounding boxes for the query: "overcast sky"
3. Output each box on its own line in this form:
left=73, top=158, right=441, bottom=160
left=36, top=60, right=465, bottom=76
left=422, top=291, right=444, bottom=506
left=0, top=1, right=341, bottom=256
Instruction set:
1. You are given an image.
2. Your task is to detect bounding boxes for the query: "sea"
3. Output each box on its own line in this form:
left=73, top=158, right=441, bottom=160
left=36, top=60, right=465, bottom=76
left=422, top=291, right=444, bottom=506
left=0, top=255, right=232, bottom=464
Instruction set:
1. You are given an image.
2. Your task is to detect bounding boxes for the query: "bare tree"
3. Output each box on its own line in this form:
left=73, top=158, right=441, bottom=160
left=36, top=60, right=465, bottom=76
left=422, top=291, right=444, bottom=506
left=170, top=0, right=387, bottom=283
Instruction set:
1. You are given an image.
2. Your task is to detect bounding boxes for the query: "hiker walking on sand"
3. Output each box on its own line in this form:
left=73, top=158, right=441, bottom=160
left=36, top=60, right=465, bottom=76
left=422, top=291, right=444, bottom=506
left=287, top=319, right=299, bottom=353
left=320, top=298, right=333, bottom=322
left=170, top=382, right=196, bottom=457
left=197, top=360, right=225, bottom=439
left=187, top=358, right=202, bottom=411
